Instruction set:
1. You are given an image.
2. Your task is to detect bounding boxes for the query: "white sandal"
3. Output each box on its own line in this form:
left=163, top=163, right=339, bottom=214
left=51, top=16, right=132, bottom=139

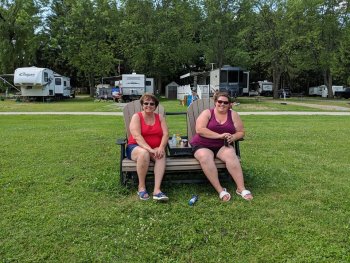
left=219, top=188, right=231, bottom=201
left=236, top=189, right=253, bottom=200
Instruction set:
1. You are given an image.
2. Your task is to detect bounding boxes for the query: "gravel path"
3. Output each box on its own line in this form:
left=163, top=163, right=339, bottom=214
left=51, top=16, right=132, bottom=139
left=269, top=100, right=350, bottom=111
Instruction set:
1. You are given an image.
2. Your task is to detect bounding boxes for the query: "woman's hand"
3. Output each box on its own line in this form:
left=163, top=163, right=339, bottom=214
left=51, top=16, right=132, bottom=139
left=151, top=147, right=165, bottom=159
left=220, top=133, right=232, bottom=140
left=225, top=134, right=236, bottom=144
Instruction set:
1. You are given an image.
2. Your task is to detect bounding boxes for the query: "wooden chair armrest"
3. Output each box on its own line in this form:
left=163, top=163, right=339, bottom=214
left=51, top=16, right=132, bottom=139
left=116, top=138, right=127, bottom=145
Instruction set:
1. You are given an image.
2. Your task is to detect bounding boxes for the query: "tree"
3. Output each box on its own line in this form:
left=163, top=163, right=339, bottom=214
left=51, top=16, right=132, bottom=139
left=119, top=0, right=203, bottom=92
left=0, top=0, right=42, bottom=73
left=252, top=0, right=292, bottom=98
left=49, top=0, right=121, bottom=96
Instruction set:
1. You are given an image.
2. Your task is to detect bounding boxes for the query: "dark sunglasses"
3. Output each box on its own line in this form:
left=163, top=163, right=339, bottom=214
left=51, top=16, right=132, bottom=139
left=143, top=102, right=155, bottom=106
left=217, top=100, right=229, bottom=105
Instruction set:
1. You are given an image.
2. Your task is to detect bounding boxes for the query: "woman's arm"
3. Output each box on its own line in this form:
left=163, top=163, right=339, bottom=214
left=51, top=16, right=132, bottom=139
left=195, top=109, right=227, bottom=139
left=153, top=115, right=168, bottom=159
left=227, top=111, right=245, bottom=143
left=158, top=115, right=169, bottom=149
left=129, top=113, right=153, bottom=152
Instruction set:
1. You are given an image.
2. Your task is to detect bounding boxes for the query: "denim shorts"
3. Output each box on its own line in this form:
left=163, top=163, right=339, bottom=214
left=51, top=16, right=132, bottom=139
left=126, top=144, right=139, bottom=160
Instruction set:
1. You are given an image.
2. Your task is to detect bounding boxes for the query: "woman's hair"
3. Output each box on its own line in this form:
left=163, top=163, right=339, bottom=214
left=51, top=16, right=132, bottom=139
left=213, top=91, right=231, bottom=103
left=140, top=93, right=159, bottom=107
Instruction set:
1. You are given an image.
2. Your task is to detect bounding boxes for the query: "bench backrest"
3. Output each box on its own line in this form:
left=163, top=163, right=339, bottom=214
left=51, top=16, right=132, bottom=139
left=123, top=100, right=165, bottom=138
left=187, top=98, right=215, bottom=142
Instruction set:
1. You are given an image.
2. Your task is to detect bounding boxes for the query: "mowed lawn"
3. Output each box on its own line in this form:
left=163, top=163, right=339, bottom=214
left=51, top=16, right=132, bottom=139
left=1, top=114, right=350, bottom=262
left=2, top=95, right=350, bottom=113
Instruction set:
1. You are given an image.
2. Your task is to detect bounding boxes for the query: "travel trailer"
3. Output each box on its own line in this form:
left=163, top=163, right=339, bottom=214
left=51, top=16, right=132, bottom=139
left=309, top=85, right=345, bottom=97
left=14, top=67, right=72, bottom=99
left=121, top=72, right=146, bottom=101
left=321, top=85, right=344, bottom=98
left=257, top=81, right=273, bottom=96
left=308, top=86, right=323, bottom=96
left=210, top=65, right=247, bottom=97
left=14, top=67, right=55, bottom=97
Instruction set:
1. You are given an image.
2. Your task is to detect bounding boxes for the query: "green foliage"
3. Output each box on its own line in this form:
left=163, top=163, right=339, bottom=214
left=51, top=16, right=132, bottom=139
left=0, top=0, right=42, bottom=72
left=1, top=0, right=350, bottom=94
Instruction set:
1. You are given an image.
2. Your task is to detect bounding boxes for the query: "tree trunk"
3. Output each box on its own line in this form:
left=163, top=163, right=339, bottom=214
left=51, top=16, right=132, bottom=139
left=272, top=68, right=281, bottom=99
left=88, top=73, right=95, bottom=97
left=323, top=69, right=333, bottom=98
left=157, top=76, right=162, bottom=95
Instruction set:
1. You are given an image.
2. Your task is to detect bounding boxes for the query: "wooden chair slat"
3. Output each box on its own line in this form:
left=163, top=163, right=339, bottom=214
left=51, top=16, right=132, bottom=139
left=187, top=98, right=214, bottom=142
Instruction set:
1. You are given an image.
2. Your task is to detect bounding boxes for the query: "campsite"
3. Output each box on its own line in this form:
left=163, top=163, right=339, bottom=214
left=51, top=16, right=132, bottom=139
left=1, top=0, right=350, bottom=261
left=1, top=97, right=350, bottom=262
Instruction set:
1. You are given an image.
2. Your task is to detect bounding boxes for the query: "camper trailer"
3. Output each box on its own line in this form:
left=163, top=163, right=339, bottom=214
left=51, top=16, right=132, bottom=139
left=257, top=81, right=273, bottom=96
left=309, top=86, right=323, bottom=96
left=322, top=85, right=345, bottom=98
left=209, top=65, right=247, bottom=97
left=14, top=67, right=72, bottom=99
left=121, top=72, right=146, bottom=101
left=309, top=85, right=345, bottom=97
left=14, top=67, right=55, bottom=98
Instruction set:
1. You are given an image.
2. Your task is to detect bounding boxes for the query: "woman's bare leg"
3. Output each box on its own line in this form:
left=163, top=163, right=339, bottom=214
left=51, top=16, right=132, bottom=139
left=131, top=147, right=151, bottom=193
left=153, top=155, right=166, bottom=194
left=216, top=146, right=252, bottom=199
left=194, top=148, right=229, bottom=200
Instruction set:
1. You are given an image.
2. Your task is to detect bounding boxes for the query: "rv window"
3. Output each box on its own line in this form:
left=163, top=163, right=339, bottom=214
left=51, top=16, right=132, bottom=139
left=220, top=70, right=228, bottom=83
left=146, top=81, right=151, bottom=86
left=228, top=71, right=238, bottom=83
left=44, top=72, right=49, bottom=82
left=55, top=78, right=61, bottom=85
left=64, top=81, right=67, bottom=86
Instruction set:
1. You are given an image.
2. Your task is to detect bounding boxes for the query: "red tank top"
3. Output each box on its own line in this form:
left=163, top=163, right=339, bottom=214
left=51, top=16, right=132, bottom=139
left=128, top=112, right=163, bottom=148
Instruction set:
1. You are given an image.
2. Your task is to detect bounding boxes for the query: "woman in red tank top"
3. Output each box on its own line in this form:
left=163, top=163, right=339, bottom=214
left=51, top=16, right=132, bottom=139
left=127, top=94, right=169, bottom=201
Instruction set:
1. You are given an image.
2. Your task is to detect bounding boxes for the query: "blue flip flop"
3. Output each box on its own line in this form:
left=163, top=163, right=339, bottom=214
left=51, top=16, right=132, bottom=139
left=137, top=190, right=150, bottom=201
left=153, top=192, right=169, bottom=201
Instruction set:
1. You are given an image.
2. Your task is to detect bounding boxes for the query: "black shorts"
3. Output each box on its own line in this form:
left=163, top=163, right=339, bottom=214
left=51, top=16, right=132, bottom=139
left=192, top=145, right=222, bottom=157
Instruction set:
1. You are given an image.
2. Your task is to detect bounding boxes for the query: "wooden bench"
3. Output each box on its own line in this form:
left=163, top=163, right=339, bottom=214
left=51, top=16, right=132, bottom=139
left=117, top=99, right=242, bottom=185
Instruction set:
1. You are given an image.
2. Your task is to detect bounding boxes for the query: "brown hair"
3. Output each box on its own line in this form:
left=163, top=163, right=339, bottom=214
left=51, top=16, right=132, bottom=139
left=140, top=93, right=159, bottom=107
left=213, top=91, right=231, bottom=103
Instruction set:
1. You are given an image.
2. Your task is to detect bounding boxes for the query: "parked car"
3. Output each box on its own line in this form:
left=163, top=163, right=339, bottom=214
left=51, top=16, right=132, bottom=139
left=278, top=88, right=291, bottom=98
left=334, top=87, right=350, bottom=99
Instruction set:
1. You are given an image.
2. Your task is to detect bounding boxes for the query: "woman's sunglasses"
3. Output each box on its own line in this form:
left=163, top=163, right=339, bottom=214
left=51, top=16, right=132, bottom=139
left=143, top=102, right=155, bottom=106
left=217, top=100, right=229, bottom=105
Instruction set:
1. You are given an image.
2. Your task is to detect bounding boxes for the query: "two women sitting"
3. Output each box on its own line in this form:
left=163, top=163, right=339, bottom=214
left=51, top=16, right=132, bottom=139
left=126, top=92, right=253, bottom=202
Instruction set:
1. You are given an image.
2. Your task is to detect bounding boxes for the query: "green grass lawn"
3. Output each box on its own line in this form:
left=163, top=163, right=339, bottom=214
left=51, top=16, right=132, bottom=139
left=0, top=96, right=122, bottom=112
left=1, top=115, right=350, bottom=262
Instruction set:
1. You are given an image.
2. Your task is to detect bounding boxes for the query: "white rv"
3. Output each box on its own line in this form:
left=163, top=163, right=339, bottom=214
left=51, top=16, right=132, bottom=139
left=14, top=67, right=55, bottom=97
left=145, top=78, right=154, bottom=94
left=257, top=81, right=273, bottom=96
left=121, top=72, right=146, bottom=101
left=309, top=86, right=323, bottom=96
left=322, top=85, right=345, bottom=98
left=209, top=65, right=246, bottom=97
left=54, top=74, right=72, bottom=98
left=309, top=85, right=345, bottom=97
